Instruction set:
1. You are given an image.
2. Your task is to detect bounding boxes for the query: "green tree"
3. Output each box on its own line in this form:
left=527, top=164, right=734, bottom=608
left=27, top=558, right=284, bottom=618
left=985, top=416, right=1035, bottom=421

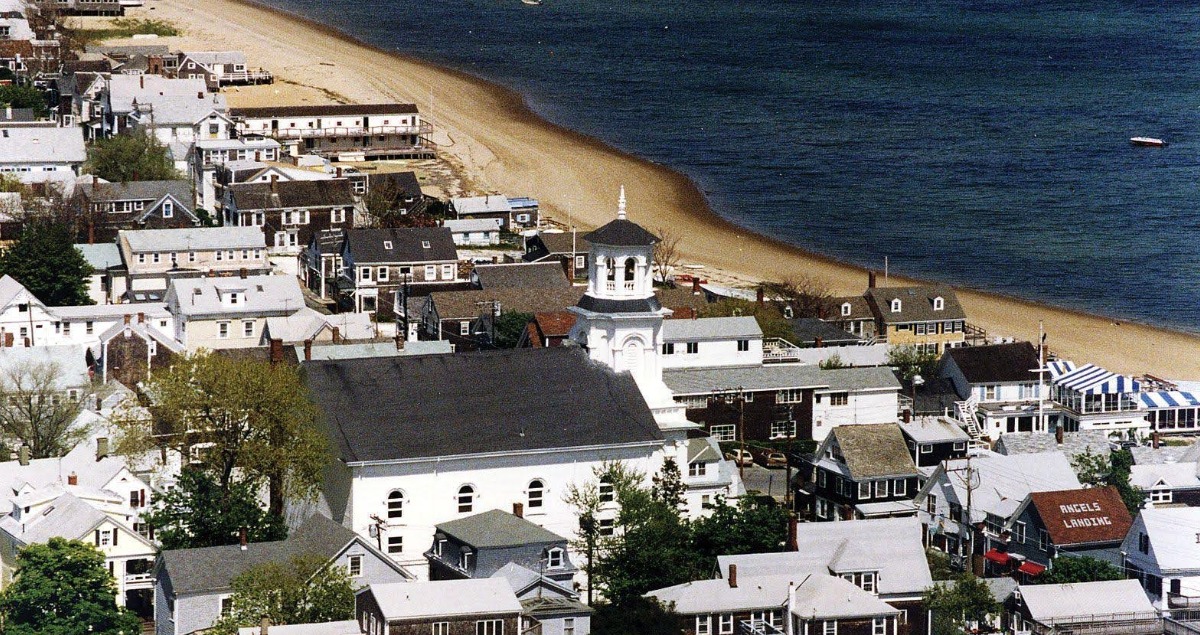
left=0, top=84, right=48, bottom=117
left=592, top=596, right=682, bottom=635
left=209, top=554, right=356, bottom=634
left=566, top=463, right=701, bottom=605
left=818, top=354, right=846, bottom=370
left=651, top=458, right=686, bottom=509
left=118, top=353, right=328, bottom=518
left=492, top=311, right=534, bottom=348
left=924, top=575, right=999, bottom=635
left=689, top=496, right=790, bottom=568
left=1071, top=449, right=1144, bottom=515
left=85, top=132, right=181, bottom=183
left=145, top=467, right=286, bottom=550
left=701, top=298, right=792, bottom=340
left=888, top=344, right=939, bottom=382
left=1036, top=556, right=1124, bottom=585
left=0, top=537, right=142, bottom=635
left=0, top=358, right=87, bottom=458
left=0, top=220, right=92, bottom=306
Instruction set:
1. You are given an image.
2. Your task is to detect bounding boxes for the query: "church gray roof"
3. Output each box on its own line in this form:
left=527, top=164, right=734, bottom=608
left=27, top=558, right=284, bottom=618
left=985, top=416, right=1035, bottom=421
left=304, top=347, right=662, bottom=464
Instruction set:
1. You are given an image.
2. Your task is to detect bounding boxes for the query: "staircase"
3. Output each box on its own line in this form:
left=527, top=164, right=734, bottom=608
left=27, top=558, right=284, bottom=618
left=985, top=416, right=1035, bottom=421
left=954, top=395, right=988, bottom=447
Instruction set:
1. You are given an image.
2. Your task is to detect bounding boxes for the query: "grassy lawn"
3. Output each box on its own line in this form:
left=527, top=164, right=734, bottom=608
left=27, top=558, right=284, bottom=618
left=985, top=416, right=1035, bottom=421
left=76, top=18, right=179, bottom=41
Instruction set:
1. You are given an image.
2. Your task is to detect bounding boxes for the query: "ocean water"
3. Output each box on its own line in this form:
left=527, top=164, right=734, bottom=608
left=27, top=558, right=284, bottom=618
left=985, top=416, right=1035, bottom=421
left=262, top=0, right=1200, bottom=332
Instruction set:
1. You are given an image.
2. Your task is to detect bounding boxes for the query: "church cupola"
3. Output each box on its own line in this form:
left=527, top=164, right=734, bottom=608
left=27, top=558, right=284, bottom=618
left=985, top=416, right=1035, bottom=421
left=577, top=187, right=661, bottom=312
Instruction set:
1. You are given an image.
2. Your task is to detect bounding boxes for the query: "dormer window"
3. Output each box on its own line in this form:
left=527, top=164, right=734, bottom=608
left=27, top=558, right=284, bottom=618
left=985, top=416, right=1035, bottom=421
left=421, top=241, right=431, bottom=249
left=841, top=302, right=851, bottom=317
left=383, top=241, right=393, bottom=250
left=546, top=547, right=564, bottom=569
left=162, top=200, right=174, bottom=218
left=890, top=299, right=902, bottom=313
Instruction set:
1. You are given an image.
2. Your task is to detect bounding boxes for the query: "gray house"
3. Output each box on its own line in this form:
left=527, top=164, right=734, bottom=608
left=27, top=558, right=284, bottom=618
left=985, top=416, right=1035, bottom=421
left=426, top=509, right=590, bottom=635
left=154, top=514, right=411, bottom=635
left=426, top=508, right=577, bottom=585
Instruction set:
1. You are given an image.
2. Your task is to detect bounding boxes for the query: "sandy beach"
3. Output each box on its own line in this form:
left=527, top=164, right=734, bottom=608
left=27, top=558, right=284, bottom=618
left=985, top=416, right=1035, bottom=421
left=109, top=0, right=1200, bottom=377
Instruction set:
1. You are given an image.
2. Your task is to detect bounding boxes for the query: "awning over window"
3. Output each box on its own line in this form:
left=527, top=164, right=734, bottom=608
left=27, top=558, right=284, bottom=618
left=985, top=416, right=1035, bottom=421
left=1018, top=561, right=1046, bottom=576
left=984, top=549, right=1010, bottom=565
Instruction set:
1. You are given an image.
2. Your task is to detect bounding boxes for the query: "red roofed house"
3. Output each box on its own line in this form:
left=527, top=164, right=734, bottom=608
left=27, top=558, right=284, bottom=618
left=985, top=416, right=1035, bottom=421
left=989, top=486, right=1133, bottom=581
left=518, top=311, right=576, bottom=348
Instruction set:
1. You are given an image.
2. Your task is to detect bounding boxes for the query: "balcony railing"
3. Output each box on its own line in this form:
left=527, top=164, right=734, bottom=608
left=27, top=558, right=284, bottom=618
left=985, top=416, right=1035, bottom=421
left=216, top=69, right=273, bottom=84
left=762, top=338, right=803, bottom=363
left=124, top=573, right=153, bottom=585
left=264, top=122, right=432, bottom=139
left=1026, top=614, right=1161, bottom=635
left=739, top=621, right=784, bottom=635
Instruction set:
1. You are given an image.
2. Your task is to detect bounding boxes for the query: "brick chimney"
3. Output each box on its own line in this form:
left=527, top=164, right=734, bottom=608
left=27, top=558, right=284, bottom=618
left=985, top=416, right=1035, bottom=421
left=814, top=337, right=823, bottom=349
left=239, top=267, right=248, bottom=279
left=513, top=502, right=523, bottom=518
left=303, top=339, right=312, bottom=361
left=756, top=286, right=765, bottom=307
left=123, top=314, right=131, bottom=325
left=197, top=91, right=204, bottom=99
left=1153, top=431, right=1160, bottom=449
left=692, top=277, right=701, bottom=295
left=270, top=174, right=278, bottom=192
left=336, top=166, right=343, bottom=178
left=787, top=516, right=798, bottom=551
left=331, top=327, right=340, bottom=343
left=137, top=312, right=145, bottom=324
left=868, top=271, right=877, bottom=288
left=727, top=564, right=737, bottom=588
left=239, top=527, right=248, bottom=550
left=902, top=409, right=911, bottom=423
left=269, top=338, right=283, bottom=365
left=67, top=472, right=77, bottom=486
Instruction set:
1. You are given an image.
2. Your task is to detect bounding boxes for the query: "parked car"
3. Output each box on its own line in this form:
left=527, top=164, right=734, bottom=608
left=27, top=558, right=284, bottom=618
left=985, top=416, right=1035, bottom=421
left=762, top=451, right=788, bottom=468
left=725, top=449, right=754, bottom=466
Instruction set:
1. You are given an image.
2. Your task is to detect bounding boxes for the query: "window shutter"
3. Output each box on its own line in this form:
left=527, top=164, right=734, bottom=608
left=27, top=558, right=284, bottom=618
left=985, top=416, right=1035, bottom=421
left=112, top=528, right=118, bottom=546
left=94, top=529, right=100, bottom=546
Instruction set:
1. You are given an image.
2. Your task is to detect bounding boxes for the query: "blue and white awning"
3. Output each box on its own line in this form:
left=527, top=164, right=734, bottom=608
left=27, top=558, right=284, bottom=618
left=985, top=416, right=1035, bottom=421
left=1053, top=363, right=1140, bottom=394
left=1140, top=391, right=1200, bottom=409
left=1046, top=360, right=1077, bottom=380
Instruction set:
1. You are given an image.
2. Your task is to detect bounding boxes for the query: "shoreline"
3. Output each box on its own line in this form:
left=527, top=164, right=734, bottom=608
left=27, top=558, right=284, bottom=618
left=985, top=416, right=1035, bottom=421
left=136, top=0, right=1200, bottom=377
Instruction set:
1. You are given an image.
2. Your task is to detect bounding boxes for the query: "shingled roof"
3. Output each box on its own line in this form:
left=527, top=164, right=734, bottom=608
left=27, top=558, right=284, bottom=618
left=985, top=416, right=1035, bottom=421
left=158, top=514, right=374, bottom=596
left=944, top=342, right=1039, bottom=384
left=1023, top=486, right=1133, bottom=547
left=829, top=423, right=918, bottom=479
left=228, top=179, right=355, bottom=210
left=865, top=285, right=966, bottom=324
left=345, top=227, right=458, bottom=264
left=583, top=219, right=658, bottom=247
left=436, top=509, right=567, bottom=548
left=304, top=347, right=663, bottom=464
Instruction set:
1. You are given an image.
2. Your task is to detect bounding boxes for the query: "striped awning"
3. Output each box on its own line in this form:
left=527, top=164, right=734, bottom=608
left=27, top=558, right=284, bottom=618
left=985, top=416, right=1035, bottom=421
left=1046, top=360, right=1077, bottom=380
left=1140, top=391, right=1200, bottom=409
left=1053, top=363, right=1140, bottom=395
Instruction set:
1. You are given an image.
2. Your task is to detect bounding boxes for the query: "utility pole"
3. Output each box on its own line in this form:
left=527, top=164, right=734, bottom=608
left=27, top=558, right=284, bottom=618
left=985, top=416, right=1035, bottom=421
left=945, top=456, right=978, bottom=574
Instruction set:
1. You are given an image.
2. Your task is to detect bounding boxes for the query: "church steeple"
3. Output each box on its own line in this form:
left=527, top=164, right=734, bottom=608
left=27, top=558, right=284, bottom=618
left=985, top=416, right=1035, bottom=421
left=617, top=185, right=627, bottom=220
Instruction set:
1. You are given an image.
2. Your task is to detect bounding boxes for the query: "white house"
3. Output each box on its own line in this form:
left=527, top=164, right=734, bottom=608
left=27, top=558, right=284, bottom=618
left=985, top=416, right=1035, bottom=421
left=1122, top=507, right=1200, bottom=609
left=444, top=218, right=502, bottom=247
left=0, top=124, right=86, bottom=179
left=228, top=103, right=432, bottom=161
left=164, top=274, right=304, bottom=350
left=1049, top=361, right=1147, bottom=440
left=660, top=316, right=763, bottom=369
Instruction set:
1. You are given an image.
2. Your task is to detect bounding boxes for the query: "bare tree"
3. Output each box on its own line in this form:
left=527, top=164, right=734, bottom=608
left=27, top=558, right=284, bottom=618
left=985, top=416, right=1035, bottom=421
left=652, top=226, right=681, bottom=284
left=0, top=360, right=87, bottom=459
left=766, top=275, right=835, bottom=320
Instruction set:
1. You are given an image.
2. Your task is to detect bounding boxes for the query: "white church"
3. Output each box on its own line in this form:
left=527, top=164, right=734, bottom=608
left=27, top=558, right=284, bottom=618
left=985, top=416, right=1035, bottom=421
left=300, top=189, right=744, bottom=580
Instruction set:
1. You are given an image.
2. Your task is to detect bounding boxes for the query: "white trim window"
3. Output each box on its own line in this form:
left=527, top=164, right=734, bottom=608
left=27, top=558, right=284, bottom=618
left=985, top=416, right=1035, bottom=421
left=546, top=547, right=564, bottom=568
left=424, top=264, right=437, bottom=280
left=442, top=264, right=455, bottom=280
left=457, top=484, right=476, bottom=513
left=893, top=479, right=907, bottom=496
left=872, top=618, right=886, bottom=635
left=1151, top=487, right=1173, bottom=503
left=527, top=479, right=545, bottom=509
left=162, top=200, right=174, bottom=218
left=874, top=480, right=889, bottom=498
left=710, top=424, right=735, bottom=441
left=347, top=554, right=363, bottom=577
left=770, top=420, right=796, bottom=439
left=890, top=299, right=901, bottom=313
left=218, top=322, right=230, bottom=338
left=387, top=490, right=405, bottom=519
left=476, top=620, right=503, bottom=635
left=719, top=615, right=734, bottom=635
left=695, top=616, right=711, bottom=635
left=387, top=535, right=403, bottom=554
left=823, top=620, right=837, bottom=635
left=377, top=267, right=389, bottom=282
left=858, top=482, right=871, bottom=500
left=432, top=623, right=449, bottom=635
left=688, top=462, right=708, bottom=477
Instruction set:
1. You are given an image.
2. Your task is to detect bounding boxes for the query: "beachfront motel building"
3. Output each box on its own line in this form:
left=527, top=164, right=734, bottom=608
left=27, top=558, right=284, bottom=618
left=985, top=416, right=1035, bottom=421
left=296, top=192, right=741, bottom=580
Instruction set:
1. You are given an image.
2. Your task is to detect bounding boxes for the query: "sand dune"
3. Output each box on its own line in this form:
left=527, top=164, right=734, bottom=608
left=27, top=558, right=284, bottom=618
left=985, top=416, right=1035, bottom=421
left=130, top=0, right=1200, bottom=377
